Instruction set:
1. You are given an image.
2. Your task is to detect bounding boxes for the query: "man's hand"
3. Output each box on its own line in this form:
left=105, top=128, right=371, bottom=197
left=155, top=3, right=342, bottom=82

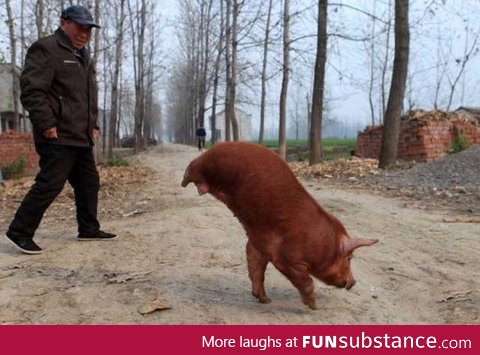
left=93, top=128, right=99, bottom=140
left=43, top=127, right=58, bottom=139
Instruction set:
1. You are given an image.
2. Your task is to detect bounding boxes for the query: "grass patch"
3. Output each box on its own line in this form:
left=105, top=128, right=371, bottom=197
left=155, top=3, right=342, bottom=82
left=105, top=154, right=130, bottom=167
left=260, top=138, right=356, bottom=161
left=451, top=134, right=470, bottom=153
left=1, top=155, right=27, bottom=180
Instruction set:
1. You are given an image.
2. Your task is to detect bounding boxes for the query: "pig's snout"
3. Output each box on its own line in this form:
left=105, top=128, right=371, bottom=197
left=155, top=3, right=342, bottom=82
left=336, top=279, right=356, bottom=290
left=346, top=279, right=356, bottom=290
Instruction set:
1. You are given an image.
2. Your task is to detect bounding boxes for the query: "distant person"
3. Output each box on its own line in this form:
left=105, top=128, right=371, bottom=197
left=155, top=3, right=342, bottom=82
left=196, top=126, right=207, bottom=151
left=5, top=5, right=116, bottom=255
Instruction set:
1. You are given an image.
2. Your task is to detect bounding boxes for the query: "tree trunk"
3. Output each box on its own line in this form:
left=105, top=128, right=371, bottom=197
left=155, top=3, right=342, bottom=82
left=197, top=0, right=214, bottom=129
left=367, top=0, right=377, bottom=126
left=143, top=2, right=157, bottom=149
left=225, top=0, right=240, bottom=141
left=210, top=0, right=225, bottom=145
left=20, top=0, right=27, bottom=131
left=380, top=0, right=393, bottom=124
left=278, top=0, right=290, bottom=159
left=225, top=0, right=231, bottom=142
left=309, top=0, right=328, bottom=166
left=5, top=0, right=19, bottom=132
left=108, top=0, right=125, bottom=161
left=35, top=0, right=44, bottom=38
left=93, top=0, right=101, bottom=65
left=133, top=0, right=146, bottom=154
left=378, top=0, right=409, bottom=168
left=258, top=0, right=273, bottom=144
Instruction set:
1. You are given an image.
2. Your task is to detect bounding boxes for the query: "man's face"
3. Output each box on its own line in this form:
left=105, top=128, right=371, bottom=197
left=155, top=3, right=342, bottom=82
left=61, top=19, right=92, bottom=49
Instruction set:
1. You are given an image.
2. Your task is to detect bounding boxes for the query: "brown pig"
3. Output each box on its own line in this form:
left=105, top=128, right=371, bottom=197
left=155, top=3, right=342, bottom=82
left=181, top=142, right=378, bottom=309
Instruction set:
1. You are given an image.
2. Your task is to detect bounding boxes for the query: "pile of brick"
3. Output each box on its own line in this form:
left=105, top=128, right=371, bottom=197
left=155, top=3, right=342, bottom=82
left=0, top=130, right=39, bottom=176
left=355, top=109, right=480, bottom=162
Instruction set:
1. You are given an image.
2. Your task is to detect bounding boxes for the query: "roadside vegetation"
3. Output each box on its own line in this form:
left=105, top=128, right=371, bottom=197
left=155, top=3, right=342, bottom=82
left=261, top=138, right=357, bottom=161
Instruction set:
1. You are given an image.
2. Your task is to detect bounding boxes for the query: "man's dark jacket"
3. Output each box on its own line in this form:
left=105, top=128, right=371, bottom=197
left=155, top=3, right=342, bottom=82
left=20, top=28, right=98, bottom=147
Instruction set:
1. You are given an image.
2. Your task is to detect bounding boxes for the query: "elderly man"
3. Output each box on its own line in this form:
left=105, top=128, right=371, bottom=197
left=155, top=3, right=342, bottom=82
left=5, top=5, right=116, bottom=254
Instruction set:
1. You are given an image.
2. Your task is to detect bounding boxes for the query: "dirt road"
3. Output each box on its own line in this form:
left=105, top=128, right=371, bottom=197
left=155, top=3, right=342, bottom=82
left=0, top=144, right=478, bottom=324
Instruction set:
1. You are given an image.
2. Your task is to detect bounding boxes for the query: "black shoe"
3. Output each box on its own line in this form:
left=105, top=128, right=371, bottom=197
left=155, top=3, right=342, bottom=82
left=5, top=234, right=43, bottom=255
left=77, top=230, right=117, bottom=241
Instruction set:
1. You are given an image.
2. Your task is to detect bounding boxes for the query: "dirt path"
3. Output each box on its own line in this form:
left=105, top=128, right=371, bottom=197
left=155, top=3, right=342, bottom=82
left=0, top=144, right=478, bottom=324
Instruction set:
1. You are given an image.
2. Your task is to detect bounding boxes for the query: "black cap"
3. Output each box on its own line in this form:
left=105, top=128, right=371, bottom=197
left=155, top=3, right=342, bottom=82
left=61, top=5, right=100, bottom=28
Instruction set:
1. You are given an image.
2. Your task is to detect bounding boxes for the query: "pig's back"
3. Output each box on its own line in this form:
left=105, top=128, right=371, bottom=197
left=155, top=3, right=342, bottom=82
left=201, top=142, right=318, bottom=231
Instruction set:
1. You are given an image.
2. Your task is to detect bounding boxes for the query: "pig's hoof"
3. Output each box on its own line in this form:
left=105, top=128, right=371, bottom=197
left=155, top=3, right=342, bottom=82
left=252, top=292, right=271, bottom=304
left=305, top=300, right=317, bottom=310
left=259, top=297, right=272, bottom=304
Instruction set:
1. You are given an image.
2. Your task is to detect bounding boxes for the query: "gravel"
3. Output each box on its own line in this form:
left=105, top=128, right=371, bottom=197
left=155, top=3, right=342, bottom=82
left=364, top=146, right=480, bottom=213
left=373, top=146, right=480, bottom=191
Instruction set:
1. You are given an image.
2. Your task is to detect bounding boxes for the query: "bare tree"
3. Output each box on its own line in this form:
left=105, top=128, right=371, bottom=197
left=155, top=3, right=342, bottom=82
left=92, top=0, right=100, bottom=65
left=35, top=0, right=45, bottom=38
left=432, top=28, right=449, bottom=110
left=128, top=0, right=146, bottom=153
left=196, top=0, right=214, bottom=129
left=258, top=0, right=273, bottom=144
left=308, top=0, right=328, bottom=165
left=379, top=0, right=393, bottom=122
left=223, top=0, right=233, bottom=141
left=278, top=0, right=290, bottom=159
left=365, top=0, right=377, bottom=125
left=143, top=2, right=163, bottom=148
left=210, top=0, right=225, bottom=145
left=378, top=0, right=409, bottom=168
left=5, top=0, right=19, bottom=131
left=20, top=0, right=28, bottom=131
left=108, top=0, right=125, bottom=160
left=445, top=24, right=480, bottom=111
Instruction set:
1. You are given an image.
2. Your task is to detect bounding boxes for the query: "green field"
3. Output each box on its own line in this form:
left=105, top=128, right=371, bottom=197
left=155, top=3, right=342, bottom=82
left=261, top=138, right=357, bottom=161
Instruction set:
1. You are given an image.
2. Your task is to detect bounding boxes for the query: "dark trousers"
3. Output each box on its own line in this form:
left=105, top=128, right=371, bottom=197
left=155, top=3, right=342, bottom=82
left=7, top=143, right=100, bottom=240
left=197, top=137, right=205, bottom=150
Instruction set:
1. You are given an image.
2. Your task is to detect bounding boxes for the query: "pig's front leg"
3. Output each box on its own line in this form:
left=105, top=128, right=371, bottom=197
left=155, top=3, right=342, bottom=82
left=274, top=260, right=317, bottom=310
left=246, top=241, right=271, bottom=304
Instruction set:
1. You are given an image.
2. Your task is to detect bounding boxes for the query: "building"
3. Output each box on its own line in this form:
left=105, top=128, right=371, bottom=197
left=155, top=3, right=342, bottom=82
left=0, top=63, right=28, bottom=133
left=211, top=108, right=252, bottom=142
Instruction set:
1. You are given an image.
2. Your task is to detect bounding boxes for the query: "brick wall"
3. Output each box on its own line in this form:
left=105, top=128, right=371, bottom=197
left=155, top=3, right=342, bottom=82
left=355, top=110, right=480, bottom=162
left=0, top=131, right=39, bottom=176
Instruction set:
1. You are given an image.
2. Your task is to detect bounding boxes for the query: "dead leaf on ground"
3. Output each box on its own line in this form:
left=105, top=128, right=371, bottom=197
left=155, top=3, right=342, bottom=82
left=289, top=157, right=379, bottom=181
left=1, top=164, right=155, bottom=223
left=138, top=298, right=172, bottom=315
left=442, top=216, right=480, bottom=223
left=437, top=289, right=473, bottom=303
left=107, top=271, right=151, bottom=284
left=122, top=209, right=144, bottom=218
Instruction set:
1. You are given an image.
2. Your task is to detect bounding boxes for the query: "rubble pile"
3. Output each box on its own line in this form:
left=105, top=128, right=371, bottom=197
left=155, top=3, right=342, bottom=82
left=356, top=109, right=480, bottom=162
left=291, top=145, right=480, bottom=213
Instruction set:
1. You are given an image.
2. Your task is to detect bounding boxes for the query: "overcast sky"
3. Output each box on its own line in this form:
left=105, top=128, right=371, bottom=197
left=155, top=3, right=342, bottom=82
left=158, top=0, right=480, bottom=138
left=1, top=0, right=479, bottom=139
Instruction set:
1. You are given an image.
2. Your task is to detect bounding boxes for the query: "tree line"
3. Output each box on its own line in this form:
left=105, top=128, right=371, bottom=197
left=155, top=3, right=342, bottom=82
left=1, top=0, right=479, bottom=168
left=2, top=0, right=164, bottom=160
left=169, top=0, right=409, bottom=166
left=166, top=0, right=478, bottom=167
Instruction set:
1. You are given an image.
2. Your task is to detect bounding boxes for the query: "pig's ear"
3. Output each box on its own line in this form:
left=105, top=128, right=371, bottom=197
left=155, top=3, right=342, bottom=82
left=181, top=174, right=191, bottom=187
left=341, top=237, right=378, bottom=255
left=181, top=163, right=193, bottom=187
